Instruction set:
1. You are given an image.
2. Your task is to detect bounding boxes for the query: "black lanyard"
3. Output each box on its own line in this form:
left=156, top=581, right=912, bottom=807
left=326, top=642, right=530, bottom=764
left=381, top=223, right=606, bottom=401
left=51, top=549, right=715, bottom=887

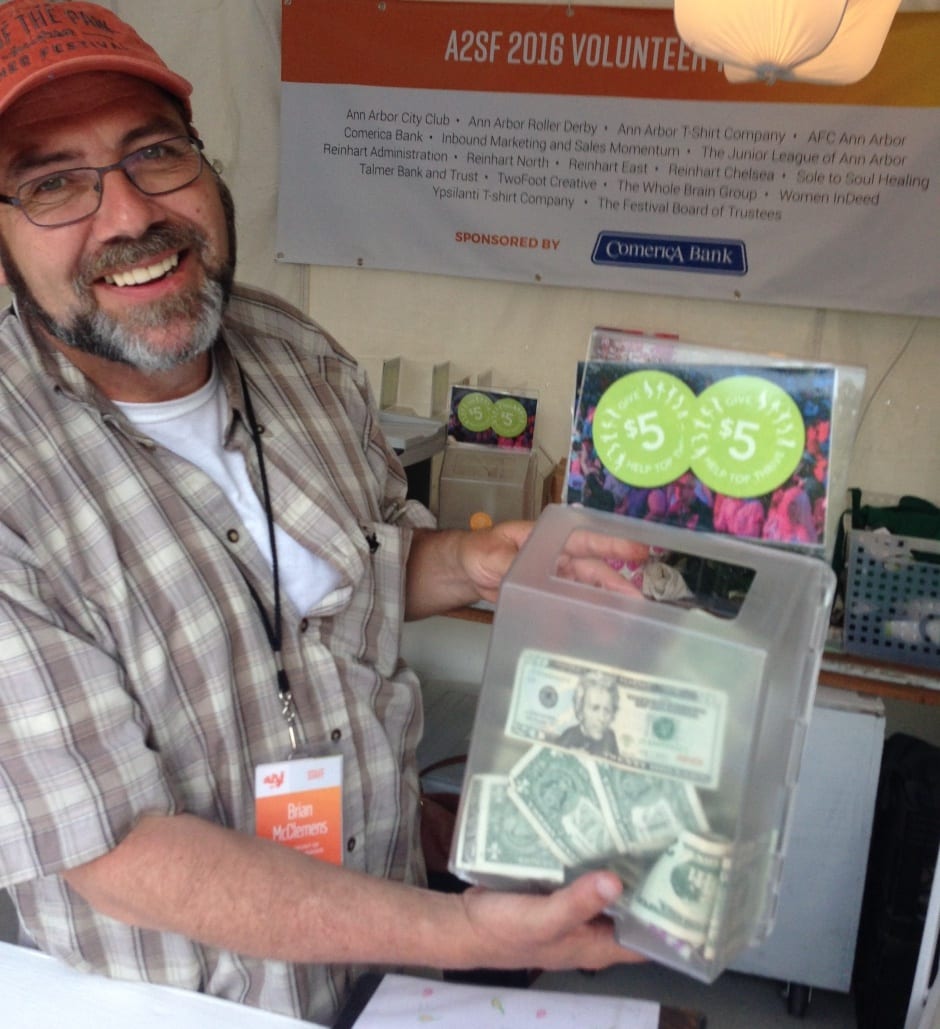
left=237, top=365, right=300, bottom=754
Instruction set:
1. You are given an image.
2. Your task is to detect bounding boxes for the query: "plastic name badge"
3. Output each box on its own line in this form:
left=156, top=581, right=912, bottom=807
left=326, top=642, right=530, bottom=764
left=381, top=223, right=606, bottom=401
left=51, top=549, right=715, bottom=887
left=255, top=754, right=344, bottom=864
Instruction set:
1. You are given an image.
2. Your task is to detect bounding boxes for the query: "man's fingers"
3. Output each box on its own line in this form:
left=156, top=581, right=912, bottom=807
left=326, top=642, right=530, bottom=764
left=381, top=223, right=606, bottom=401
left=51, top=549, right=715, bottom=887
left=556, top=556, right=644, bottom=594
left=565, top=528, right=649, bottom=565
left=535, top=873, right=646, bottom=968
left=459, top=873, right=644, bottom=971
left=542, top=871, right=623, bottom=934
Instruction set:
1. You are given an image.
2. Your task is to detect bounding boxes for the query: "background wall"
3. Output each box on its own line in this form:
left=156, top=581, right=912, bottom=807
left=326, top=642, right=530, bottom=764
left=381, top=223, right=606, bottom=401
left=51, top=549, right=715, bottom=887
left=96, top=1, right=940, bottom=742
left=107, top=0, right=938, bottom=508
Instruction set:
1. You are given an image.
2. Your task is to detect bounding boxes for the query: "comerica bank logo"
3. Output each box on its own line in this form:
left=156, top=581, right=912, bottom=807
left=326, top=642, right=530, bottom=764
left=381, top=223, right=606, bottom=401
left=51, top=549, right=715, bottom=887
left=592, top=232, right=747, bottom=276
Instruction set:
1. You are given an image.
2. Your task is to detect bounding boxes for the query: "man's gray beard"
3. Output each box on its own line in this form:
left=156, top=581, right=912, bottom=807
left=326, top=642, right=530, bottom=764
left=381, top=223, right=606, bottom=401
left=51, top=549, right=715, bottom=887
left=57, top=277, right=226, bottom=374
left=1, top=173, right=238, bottom=374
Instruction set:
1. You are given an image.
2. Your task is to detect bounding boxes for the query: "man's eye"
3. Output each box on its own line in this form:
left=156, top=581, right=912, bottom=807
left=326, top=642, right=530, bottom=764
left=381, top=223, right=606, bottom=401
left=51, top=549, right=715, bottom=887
left=138, top=140, right=185, bottom=163
left=138, top=144, right=169, bottom=161
left=32, top=174, right=72, bottom=196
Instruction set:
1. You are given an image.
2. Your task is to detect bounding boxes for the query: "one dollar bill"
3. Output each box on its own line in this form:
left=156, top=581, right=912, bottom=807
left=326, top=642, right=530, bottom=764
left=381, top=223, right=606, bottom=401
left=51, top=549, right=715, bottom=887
left=628, top=830, right=731, bottom=949
left=507, top=746, right=619, bottom=866
left=455, top=773, right=565, bottom=883
left=504, top=745, right=710, bottom=867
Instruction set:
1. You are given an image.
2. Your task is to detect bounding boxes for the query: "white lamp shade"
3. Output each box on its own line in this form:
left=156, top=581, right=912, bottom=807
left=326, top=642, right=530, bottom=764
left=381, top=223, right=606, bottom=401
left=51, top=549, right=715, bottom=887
left=674, top=0, right=902, bottom=85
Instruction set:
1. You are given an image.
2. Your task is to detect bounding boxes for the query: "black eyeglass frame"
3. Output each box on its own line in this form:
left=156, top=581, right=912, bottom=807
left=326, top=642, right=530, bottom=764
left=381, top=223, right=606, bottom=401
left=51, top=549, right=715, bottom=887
left=0, top=135, right=206, bottom=228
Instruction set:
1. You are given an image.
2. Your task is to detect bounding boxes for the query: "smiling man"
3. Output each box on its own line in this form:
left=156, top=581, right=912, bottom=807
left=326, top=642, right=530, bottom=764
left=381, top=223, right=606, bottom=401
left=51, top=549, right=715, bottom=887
left=0, top=68, right=231, bottom=398
left=0, top=2, right=644, bottom=1025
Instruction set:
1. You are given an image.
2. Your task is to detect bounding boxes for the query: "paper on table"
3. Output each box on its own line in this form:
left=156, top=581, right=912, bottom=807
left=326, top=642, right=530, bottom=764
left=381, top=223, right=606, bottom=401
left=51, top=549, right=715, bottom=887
left=0, top=941, right=317, bottom=1029
left=349, top=973, right=660, bottom=1028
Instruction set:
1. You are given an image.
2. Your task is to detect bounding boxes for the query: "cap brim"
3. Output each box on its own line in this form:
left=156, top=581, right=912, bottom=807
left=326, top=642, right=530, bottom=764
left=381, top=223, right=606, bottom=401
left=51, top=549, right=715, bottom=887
left=0, top=55, right=193, bottom=122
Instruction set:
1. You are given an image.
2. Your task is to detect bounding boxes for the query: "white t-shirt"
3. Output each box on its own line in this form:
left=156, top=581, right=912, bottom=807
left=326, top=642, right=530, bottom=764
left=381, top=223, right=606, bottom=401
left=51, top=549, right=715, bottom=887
left=116, top=364, right=341, bottom=613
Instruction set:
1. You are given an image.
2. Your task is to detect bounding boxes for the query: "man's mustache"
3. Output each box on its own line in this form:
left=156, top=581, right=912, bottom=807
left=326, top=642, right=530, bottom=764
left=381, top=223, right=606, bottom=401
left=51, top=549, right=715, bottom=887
left=75, top=224, right=206, bottom=291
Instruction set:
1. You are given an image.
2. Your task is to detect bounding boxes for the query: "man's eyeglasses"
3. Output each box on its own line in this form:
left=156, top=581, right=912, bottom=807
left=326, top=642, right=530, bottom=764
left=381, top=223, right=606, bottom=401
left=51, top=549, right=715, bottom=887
left=0, top=136, right=206, bottom=228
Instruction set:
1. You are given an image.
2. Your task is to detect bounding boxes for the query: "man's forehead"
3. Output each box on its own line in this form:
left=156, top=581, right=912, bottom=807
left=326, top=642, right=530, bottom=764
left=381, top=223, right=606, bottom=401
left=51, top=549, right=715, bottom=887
left=0, top=71, right=185, bottom=142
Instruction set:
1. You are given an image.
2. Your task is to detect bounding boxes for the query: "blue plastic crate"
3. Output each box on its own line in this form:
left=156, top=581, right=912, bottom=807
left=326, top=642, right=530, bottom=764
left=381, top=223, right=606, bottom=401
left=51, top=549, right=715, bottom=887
left=843, top=530, right=940, bottom=671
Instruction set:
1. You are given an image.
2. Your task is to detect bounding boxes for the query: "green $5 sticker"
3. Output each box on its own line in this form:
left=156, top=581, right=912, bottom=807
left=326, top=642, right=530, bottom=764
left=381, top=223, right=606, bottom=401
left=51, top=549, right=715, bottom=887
left=456, top=391, right=494, bottom=433
left=592, top=370, right=696, bottom=487
left=690, top=376, right=805, bottom=498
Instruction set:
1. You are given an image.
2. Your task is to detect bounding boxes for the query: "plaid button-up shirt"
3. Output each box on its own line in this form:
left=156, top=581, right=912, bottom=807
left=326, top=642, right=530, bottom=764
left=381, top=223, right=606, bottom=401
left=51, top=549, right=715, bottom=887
left=0, top=284, right=436, bottom=1024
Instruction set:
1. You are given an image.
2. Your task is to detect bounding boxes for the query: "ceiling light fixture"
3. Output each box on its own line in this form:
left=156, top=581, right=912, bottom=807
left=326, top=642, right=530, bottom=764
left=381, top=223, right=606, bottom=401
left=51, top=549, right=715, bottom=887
left=673, top=0, right=902, bottom=84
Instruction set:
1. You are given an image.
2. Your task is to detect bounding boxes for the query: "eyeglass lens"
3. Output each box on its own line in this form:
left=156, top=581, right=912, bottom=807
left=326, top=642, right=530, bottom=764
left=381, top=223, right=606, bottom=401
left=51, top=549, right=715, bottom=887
left=16, top=137, right=203, bottom=227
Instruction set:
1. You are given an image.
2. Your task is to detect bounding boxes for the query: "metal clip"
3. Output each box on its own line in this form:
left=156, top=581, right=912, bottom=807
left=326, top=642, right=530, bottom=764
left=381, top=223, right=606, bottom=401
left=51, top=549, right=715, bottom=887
left=280, top=686, right=301, bottom=756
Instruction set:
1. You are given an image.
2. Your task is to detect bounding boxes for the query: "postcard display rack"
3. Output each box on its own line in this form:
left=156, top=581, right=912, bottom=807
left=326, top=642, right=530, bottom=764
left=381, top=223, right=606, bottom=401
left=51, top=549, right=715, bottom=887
left=567, top=328, right=868, bottom=564
left=436, top=384, right=542, bottom=531
left=449, top=504, right=837, bottom=982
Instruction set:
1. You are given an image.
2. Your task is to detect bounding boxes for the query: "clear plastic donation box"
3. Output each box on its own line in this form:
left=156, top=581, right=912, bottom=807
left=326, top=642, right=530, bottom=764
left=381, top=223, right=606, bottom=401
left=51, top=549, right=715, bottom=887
left=449, top=503, right=836, bottom=982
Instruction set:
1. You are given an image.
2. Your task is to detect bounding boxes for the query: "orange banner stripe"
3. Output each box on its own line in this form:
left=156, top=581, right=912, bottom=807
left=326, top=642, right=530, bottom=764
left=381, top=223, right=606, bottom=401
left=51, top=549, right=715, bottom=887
left=282, top=2, right=939, bottom=108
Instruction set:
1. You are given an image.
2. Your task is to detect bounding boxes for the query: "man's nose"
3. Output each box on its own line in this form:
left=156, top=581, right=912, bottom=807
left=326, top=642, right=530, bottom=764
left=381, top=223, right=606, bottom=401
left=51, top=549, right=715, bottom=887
left=89, top=168, right=163, bottom=240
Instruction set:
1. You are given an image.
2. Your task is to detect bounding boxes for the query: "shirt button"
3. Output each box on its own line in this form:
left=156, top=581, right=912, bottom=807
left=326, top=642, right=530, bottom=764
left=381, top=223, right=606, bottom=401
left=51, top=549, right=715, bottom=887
left=299, top=618, right=310, bottom=633
left=227, top=529, right=240, bottom=544
left=330, top=728, right=342, bottom=742
left=346, top=837, right=356, bottom=853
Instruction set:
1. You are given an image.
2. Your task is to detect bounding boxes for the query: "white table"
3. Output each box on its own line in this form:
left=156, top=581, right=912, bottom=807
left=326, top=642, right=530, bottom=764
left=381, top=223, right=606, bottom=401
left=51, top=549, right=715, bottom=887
left=0, top=941, right=319, bottom=1028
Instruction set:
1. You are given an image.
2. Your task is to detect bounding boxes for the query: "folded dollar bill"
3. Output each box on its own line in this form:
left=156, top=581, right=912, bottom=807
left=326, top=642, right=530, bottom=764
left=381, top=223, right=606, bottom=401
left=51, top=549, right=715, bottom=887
left=628, top=830, right=731, bottom=949
left=455, top=773, right=565, bottom=883
left=592, top=760, right=709, bottom=855
left=624, top=829, right=775, bottom=962
left=508, top=746, right=619, bottom=866
left=492, top=744, right=711, bottom=868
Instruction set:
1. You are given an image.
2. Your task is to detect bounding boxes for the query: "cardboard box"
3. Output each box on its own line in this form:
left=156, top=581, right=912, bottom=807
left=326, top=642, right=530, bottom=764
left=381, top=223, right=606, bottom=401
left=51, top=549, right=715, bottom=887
left=437, top=447, right=540, bottom=530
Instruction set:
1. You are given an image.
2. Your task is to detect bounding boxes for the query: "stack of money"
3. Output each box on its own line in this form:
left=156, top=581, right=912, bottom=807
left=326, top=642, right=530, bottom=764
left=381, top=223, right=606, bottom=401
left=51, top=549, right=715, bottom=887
left=455, top=744, right=712, bottom=901
left=452, top=648, right=771, bottom=966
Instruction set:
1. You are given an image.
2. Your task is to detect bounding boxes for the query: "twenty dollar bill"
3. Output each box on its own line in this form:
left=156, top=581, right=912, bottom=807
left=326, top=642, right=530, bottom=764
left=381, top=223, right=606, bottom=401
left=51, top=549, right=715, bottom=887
left=505, top=649, right=727, bottom=788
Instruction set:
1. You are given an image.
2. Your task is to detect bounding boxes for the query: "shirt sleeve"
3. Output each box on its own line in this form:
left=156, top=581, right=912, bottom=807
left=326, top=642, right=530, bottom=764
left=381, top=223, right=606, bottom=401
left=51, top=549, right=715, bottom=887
left=0, top=526, right=177, bottom=888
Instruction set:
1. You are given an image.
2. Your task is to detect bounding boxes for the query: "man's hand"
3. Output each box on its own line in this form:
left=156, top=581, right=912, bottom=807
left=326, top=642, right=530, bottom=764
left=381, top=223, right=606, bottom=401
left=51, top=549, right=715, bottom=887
left=405, top=514, right=651, bottom=620
left=456, top=520, right=652, bottom=603
left=453, top=870, right=644, bottom=972
left=454, top=519, right=533, bottom=604
left=552, top=526, right=650, bottom=594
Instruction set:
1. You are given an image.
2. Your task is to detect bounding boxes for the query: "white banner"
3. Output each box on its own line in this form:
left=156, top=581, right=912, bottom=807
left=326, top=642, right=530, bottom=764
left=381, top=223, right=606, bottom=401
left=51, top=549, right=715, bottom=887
left=277, top=2, right=939, bottom=318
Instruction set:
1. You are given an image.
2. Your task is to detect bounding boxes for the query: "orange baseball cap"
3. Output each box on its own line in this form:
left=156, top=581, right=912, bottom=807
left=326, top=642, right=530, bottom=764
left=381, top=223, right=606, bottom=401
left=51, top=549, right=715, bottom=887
left=0, top=1, right=192, bottom=121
